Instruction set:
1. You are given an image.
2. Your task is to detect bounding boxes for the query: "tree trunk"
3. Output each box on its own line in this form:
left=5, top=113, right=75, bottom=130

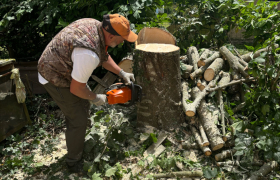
left=134, top=44, right=183, bottom=131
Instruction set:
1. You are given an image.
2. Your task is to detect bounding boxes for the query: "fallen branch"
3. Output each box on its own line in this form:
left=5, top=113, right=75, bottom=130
left=208, top=74, right=220, bottom=88
left=150, top=170, right=203, bottom=179
left=185, top=87, right=208, bottom=117
left=198, top=122, right=209, bottom=146
left=215, top=149, right=237, bottom=162
left=197, top=51, right=221, bottom=67
left=204, top=58, right=225, bottom=81
left=198, top=80, right=207, bottom=91
left=198, top=100, right=224, bottom=151
left=207, top=77, right=255, bottom=92
left=218, top=90, right=227, bottom=142
left=241, top=44, right=279, bottom=62
left=181, top=64, right=194, bottom=79
left=248, top=161, right=278, bottom=180
left=220, top=46, right=249, bottom=79
left=190, top=126, right=212, bottom=156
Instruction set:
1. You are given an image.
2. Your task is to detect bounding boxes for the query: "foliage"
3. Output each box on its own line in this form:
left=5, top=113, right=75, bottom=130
left=0, top=0, right=164, bottom=62
left=0, top=95, right=63, bottom=179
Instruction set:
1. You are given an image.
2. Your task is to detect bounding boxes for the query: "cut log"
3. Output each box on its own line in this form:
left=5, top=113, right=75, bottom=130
left=241, top=44, right=279, bottom=62
left=134, top=44, right=183, bottom=131
left=190, top=64, right=209, bottom=80
left=215, top=149, right=237, bottom=161
left=198, top=100, right=224, bottom=151
left=150, top=170, right=203, bottom=179
left=198, top=80, right=207, bottom=91
left=198, top=122, right=209, bottom=146
left=208, top=74, right=220, bottom=88
left=181, top=64, right=193, bottom=79
left=204, top=58, right=225, bottom=81
left=218, top=90, right=226, bottom=142
left=180, top=55, right=188, bottom=63
left=188, top=46, right=201, bottom=85
left=248, top=161, right=278, bottom=180
left=217, top=72, right=231, bottom=90
left=219, top=46, right=249, bottom=79
left=182, top=141, right=200, bottom=150
left=185, top=87, right=208, bottom=117
left=197, top=51, right=221, bottom=67
left=182, top=80, right=191, bottom=114
left=135, top=27, right=176, bottom=48
left=217, top=160, right=263, bottom=167
left=190, top=126, right=212, bottom=156
left=233, top=48, right=248, bottom=67
left=199, top=49, right=211, bottom=61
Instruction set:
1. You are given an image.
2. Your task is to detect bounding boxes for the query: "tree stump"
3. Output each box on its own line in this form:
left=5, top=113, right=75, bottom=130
left=134, top=44, right=183, bottom=131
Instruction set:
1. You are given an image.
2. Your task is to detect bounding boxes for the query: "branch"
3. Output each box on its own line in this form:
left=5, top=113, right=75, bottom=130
left=207, top=77, right=255, bottom=92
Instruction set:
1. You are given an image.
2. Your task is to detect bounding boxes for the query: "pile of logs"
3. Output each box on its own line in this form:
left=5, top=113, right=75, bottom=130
left=180, top=45, right=279, bottom=177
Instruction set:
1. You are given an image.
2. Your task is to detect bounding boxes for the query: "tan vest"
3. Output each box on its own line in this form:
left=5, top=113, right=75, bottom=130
left=38, top=18, right=108, bottom=87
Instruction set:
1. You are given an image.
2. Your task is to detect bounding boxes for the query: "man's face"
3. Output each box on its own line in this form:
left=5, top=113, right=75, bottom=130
left=109, top=35, right=125, bottom=48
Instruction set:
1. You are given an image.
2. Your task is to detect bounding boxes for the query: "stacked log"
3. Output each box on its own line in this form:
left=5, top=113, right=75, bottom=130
left=181, top=45, right=277, bottom=154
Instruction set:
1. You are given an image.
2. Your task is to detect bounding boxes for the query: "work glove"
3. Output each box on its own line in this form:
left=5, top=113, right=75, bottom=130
left=89, top=94, right=107, bottom=106
left=118, top=69, right=135, bottom=84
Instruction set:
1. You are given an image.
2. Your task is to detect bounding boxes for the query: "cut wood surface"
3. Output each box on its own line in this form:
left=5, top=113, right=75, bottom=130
left=204, top=58, right=224, bottom=81
left=135, top=27, right=176, bottom=48
left=199, top=79, right=207, bottom=91
left=118, top=55, right=133, bottom=73
left=197, top=51, right=221, bottom=67
left=198, top=100, right=224, bottom=151
left=190, top=126, right=212, bottom=156
left=185, top=87, right=208, bottom=117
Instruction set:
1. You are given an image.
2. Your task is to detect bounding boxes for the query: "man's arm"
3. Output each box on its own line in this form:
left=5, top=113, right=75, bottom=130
left=102, top=55, right=121, bottom=75
left=70, top=79, right=97, bottom=100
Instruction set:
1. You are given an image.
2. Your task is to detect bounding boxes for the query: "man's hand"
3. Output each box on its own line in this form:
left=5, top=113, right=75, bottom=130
left=89, top=94, right=107, bottom=106
left=118, top=69, right=135, bottom=84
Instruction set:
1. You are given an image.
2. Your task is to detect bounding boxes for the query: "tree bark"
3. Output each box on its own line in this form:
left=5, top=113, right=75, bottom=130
left=198, top=100, right=224, bottom=151
left=248, top=161, right=278, bottom=180
left=150, top=170, right=203, bottom=178
left=190, top=126, right=212, bottom=156
left=197, top=51, right=221, bottom=67
left=199, top=49, right=211, bottom=61
left=241, top=44, right=279, bottom=62
left=218, top=90, right=226, bottom=142
left=185, top=87, right=207, bottom=117
left=204, top=58, right=225, bottom=81
left=188, top=46, right=201, bottom=86
left=219, top=46, right=249, bottom=79
left=208, top=74, right=220, bottom=88
left=215, top=149, right=237, bottom=161
left=198, top=122, right=210, bottom=146
left=207, top=77, right=255, bottom=92
left=134, top=44, right=183, bottom=131
left=217, top=72, right=231, bottom=90
left=181, top=64, right=193, bottom=79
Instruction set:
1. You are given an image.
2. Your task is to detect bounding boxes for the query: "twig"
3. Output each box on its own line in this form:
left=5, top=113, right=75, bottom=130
left=207, top=77, right=255, bottom=92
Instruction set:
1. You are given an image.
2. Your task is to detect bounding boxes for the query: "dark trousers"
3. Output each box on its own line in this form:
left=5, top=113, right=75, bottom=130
left=43, top=83, right=90, bottom=165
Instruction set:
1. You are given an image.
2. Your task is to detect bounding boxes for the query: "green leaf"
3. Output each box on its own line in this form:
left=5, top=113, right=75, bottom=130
left=92, top=173, right=103, bottom=180
left=150, top=133, right=157, bottom=143
left=261, top=104, right=270, bottom=115
left=203, top=167, right=218, bottom=179
left=105, top=167, right=117, bottom=177
left=244, top=45, right=254, bottom=51
left=6, top=16, right=15, bottom=21
left=231, top=121, right=244, bottom=133
left=253, top=57, right=265, bottom=63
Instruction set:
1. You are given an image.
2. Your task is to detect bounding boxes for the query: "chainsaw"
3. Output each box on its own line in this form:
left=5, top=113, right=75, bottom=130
left=106, top=82, right=142, bottom=107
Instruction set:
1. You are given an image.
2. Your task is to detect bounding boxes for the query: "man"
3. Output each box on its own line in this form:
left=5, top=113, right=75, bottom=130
left=37, top=14, right=137, bottom=173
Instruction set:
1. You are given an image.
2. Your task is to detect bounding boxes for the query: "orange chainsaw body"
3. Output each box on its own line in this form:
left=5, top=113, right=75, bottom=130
left=106, top=86, right=132, bottom=105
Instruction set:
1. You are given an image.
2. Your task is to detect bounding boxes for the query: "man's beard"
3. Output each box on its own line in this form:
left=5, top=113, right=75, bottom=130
left=109, top=41, right=117, bottom=48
